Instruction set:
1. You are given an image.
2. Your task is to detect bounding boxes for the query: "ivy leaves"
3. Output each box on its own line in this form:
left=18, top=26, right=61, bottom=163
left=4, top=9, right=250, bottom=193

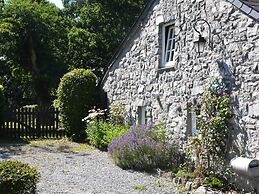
left=195, top=90, right=232, bottom=175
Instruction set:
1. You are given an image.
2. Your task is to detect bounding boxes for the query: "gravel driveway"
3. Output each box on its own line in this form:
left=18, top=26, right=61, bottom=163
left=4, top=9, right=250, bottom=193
left=0, top=140, right=178, bottom=194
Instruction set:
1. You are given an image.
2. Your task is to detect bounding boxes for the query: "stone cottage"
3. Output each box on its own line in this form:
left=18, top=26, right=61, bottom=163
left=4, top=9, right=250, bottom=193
left=102, top=0, right=259, bottom=159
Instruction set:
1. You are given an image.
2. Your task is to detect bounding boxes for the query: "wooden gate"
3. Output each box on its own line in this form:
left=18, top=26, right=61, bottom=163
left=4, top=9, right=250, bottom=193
left=0, top=107, right=66, bottom=139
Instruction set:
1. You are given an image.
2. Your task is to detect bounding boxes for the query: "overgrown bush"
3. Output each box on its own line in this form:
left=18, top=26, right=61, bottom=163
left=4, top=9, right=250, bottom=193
left=83, top=108, right=129, bottom=150
left=57, top=69, right=97, bottom=142
left=87, top=119, right=129, bottom=150
left=186, top=75, right=233, bottom=190
left=108, top=124, right=184, bottom=171
left=0, top=160, right=40, bottom=194
left=175, top=161, right=196, bottom=180
left=190, top=90, right=232, bottom=175
left=0, top=85, right=5, bottom=123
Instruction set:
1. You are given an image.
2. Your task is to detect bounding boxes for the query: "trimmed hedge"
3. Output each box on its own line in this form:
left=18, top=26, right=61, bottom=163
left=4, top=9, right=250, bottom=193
left=0, top=160, right=40, bottom=194
left=57, top=69, right=97, bottom=141
left=0, top=85, right=4, bottom=122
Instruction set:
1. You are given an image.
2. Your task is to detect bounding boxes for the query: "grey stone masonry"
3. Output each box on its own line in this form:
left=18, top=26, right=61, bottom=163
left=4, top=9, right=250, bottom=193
left=103, top=0, right=259, bottom=160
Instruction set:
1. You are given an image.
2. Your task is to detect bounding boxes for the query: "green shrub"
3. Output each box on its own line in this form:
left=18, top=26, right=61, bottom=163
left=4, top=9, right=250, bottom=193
left=0, top=160, right=40, bottom=194
left=57, top=69, right=97, bottom=142
left=0, top=85, right=5, bottom=123
left=203, top=176, right=225, bottom=189
left=86, top=118, right=129, bottom=150
left=108, top=124, right=185, bottom=171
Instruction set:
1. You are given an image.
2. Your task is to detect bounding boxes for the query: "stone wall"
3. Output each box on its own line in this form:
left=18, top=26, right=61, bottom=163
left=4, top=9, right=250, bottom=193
left=103, top=0, right=259, bottom=161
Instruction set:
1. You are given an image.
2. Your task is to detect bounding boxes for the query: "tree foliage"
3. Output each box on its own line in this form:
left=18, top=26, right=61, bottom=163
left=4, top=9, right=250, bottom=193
left=0, top=85, right=4, bottom=122
left=63, top=0, right=148, bottom=73
left=0, top=0, right=68, bottom=106
left=0, top=0, right=147, bottom=106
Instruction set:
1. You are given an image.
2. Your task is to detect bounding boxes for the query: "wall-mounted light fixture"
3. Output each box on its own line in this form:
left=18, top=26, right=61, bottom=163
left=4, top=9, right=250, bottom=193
left=193, top=19, right=213, bottom=54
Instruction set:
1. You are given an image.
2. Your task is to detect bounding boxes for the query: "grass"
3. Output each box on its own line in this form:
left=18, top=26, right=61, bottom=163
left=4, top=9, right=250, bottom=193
left=154, top=180, right=164, bottom=187
left=132, top=185, right=148, bottom=191
left=29, top=139, right=93, bottom=152
left=71, top=143, right=93, bottom=152
left=176, top=185, right=187, bottom=193
left=176, top=169, right=196, bottom=180
left=0, top=138, right=94, bottom=154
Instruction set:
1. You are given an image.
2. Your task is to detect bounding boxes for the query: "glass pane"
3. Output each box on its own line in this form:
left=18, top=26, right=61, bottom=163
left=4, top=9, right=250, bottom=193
left=172, top=28, right=175, bottom=38
left=171, top=39, right=175, bottom=51
left=170, top=51, right=174, bottom=61
left=169, top=28, right=173, bottom=39
left=170, top=27, right=174, bottom=39
left=166, top=52, right=170, bottom=62
left=167, top=40, right=172, bottom=50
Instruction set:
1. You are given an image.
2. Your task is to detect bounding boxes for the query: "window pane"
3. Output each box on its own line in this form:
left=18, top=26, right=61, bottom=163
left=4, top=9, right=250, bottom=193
left=167, top=40, right=172, bottom=50
left=168, top=52, right=170, bottom=62
left=137, top=106, right=146, bottom=125
left=170, top=51, right=174, bottom=61
left=169, top=28, right=174, bottom=39
left=171, top=38, right=175, bottom=51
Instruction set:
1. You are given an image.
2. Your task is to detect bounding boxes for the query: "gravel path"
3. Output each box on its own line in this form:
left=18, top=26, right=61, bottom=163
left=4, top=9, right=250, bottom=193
left=0, top=140, right=179, bottom=194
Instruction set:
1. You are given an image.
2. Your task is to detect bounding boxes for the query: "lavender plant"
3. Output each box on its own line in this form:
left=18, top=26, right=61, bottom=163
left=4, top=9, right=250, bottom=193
left=108, top=123, right=184, bottom=171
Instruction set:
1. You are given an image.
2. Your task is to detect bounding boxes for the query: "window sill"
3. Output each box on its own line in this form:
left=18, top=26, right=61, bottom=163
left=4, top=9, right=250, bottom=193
left=157, top=66, right=175, bottom=73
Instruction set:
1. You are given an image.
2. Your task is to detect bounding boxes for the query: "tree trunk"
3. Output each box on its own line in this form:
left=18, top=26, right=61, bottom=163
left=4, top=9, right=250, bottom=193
left=28, top=37, right=40, bottom=75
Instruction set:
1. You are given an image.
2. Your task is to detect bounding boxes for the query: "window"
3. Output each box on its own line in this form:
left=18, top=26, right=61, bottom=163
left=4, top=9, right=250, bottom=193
left=137, top=106, right=147, bottom=125
left=161, top=22, right=176, bottom=68
left=187, top=106, right=198, bottom=136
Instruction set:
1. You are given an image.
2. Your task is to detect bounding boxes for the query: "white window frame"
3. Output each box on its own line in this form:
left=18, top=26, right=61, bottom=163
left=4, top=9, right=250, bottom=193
left=161, top=22, right=176, bottom=68
left=187, top=106, right=199, bottom=136
left=137, top=106, right=147, bottom=126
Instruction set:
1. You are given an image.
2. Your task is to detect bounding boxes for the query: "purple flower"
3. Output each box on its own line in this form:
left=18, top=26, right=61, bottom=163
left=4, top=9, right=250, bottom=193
left=108, top=123, right=183, bottom=171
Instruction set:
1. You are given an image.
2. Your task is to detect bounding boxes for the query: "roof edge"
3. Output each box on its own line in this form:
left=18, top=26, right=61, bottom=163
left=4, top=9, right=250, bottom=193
left=227, top=0, right=259, bottom=21
left=100, top=0, right=157, bottom=87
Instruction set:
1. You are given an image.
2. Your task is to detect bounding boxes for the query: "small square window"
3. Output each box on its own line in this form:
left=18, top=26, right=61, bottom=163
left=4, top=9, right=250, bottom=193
left=137, top=106, right=147, bottom=125
left=161, top=22, right=176, bottom=68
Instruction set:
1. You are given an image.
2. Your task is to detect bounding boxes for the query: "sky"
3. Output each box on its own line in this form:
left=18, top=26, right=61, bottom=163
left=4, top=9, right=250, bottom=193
left=48, top=0, right=64, bottom=9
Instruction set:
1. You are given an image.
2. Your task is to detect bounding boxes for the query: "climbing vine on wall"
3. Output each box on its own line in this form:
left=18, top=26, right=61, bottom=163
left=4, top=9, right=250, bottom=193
left=190, top=77, right=232, bottom=176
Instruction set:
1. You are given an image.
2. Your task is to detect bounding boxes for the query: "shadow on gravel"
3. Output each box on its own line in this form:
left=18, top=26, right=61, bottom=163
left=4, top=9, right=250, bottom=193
left=28, top=144, right=82, bottom=154
left=0, top=139, right=93, bottom=159
left=0, top=138, right=30, bottom=159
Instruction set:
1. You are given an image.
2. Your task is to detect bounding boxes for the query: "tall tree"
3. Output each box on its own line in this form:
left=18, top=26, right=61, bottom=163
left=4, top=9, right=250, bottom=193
left=63, top=0, right=148, bottom=75
left=0, top=0, right=69, bottom=106
left=0, top=0, right=147, bottom=106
